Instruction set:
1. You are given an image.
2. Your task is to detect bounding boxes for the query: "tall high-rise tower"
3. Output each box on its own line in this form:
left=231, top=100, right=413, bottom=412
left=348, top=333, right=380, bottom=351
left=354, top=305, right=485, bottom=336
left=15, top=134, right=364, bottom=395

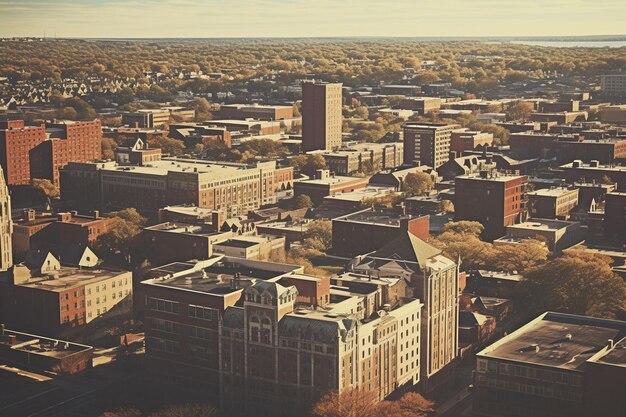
left=0, top=165, right=12, bottom=271
left=301, top=81, right=343, bottom=152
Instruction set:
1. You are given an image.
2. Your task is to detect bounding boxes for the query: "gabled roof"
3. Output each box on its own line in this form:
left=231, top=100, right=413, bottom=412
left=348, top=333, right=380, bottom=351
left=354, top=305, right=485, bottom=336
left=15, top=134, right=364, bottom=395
left=372, top=231, right=442, bottom=269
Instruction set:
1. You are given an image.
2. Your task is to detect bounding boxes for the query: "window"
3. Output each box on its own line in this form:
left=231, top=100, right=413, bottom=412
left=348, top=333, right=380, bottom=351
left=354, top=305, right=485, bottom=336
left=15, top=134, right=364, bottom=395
left=148, top=297, right=180, bottom=314
left=188, top=305, right=216, bottom=320
left=189, top=326, right=211, bottom=340
left=151, top=319, right=178, bottom=334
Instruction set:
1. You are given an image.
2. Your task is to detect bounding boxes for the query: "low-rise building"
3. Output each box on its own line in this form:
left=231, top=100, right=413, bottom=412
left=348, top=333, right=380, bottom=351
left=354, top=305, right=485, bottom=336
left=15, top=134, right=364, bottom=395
left=212, top=234, right=285, bottom=260
left=527, top=187, right=579, bottom=220
left=474, top=312, right=626, bottom=417
left=293, top=169, right=368, bottom=206
left=555, top=139, right=626, bottom=164
left=450, top=130, right=493, bottom=153
left=560, top=160, right=626, bottom=190
left=319, top=141, right=404, bottom=175
left=604, top=192, right=626, bottom=244
left=322, top=186, right=399, bottom=210
left=503, top=219, right=585, bottom=253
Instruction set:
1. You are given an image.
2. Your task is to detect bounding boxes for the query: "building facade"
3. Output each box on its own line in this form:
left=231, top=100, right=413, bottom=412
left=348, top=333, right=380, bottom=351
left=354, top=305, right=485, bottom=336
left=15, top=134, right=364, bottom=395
left=302, top=82, right=343, bottom=152
left=0, top=166, right=12, bottom=271
left=403, top=123, right=458, bottom=168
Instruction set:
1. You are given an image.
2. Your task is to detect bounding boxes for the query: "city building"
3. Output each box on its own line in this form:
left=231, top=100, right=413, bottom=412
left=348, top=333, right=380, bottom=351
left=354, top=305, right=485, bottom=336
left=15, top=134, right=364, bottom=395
left=560, top=160, right=626, bottom=190
left=0, top=119, right=46, bottom=186
left=217, top=103, right=294, bottom=120
left=398, top=97, right=442, bottom=115
left=293, top=169, right=368, bottom=206
left=599, top=105, right=626, bottom=124
left=12, top=209, right=115, bottom=260
left=122, top=107, right=195, bottom=128
left=503, top=219, right=585, bottom=253
left=212, top=234, right=285, bottom=260
left=527, top=187, right=579, bottom=220
left=60, top=158, right=293, bottom=218
left=450, top=130, right=493, bottom=153
left=332, top=207, right=429, bottom=258
left=455, top=172, right=528, bottom=240
left=0, top=166, right=12, bottom=271
left=322, top=186, right=399, bottom=210
left=369, top=165, right=437, bottom=191
left=301, top=82, right=342, bottom=152
left=530, top=111, right=588, bottom=124
left=351, top=231, right=460, bottom=392
left=601, top=74, right=626, bottom=96
left=0, top=251, right=132, bottom=337
left=403, top=123, right=459, bottom=168
left=113, top=138, right=162, bottom=166
left=555, top=139, right=626, bottom=164
left=319, top=141, right=404, bottom=175
left=604, top=192, right=626, bottom=244
left=141, top=256, right=424, bottom=416
left=474, top=312, right=626, bottom=417
left=0, top=326, right=93, bottom=375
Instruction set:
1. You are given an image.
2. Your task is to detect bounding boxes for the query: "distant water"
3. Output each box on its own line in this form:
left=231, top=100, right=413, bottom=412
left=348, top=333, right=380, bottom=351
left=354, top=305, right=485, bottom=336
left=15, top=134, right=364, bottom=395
left=508, top=40, right=626, bottom=48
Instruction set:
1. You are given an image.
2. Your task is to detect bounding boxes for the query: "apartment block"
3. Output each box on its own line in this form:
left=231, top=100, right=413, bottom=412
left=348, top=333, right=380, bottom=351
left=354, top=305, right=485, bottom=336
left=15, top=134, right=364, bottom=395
left=141, top=256, right=424, bottom=416
left=403, top=123, right=459, bottom=168
left=0, top=119, right=46, bottom=185
left=455, top=173, right=528, bottom=240
left=302, top=82, right=343, bottom=152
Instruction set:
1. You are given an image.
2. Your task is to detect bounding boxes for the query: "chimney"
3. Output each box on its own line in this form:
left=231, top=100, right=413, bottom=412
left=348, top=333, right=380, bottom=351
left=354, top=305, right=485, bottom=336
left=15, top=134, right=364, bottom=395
left=92, top=210, right=100, bottom=219
left=24, top=208, right=36, bottom=222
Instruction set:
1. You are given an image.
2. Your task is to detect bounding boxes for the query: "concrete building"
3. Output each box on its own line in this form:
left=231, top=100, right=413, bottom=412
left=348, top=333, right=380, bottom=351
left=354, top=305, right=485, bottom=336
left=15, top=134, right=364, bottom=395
left=332, top=207, right=430, bottom=258
left=601, top=74, right=626, bottom=96
left=12, top=209, right=116, bottom=260
left=351, top=231, right=460, bottom=392
left=504, top=219, right=585, bottom=253
left=474, top=312, right=626, bottom=417
left=122, top=108, right=195, bottom=128
left=398, top=97, right=442, bottom=115
left=0, top=166, right=12, bottom=271
left=599, top=105, right=626, bottom=124
left=60, top=158, right=293, bottom=218
left=455, top=173, right=528, bottom=240
left=141, top=256, right=424, bottom=415
left=322, top=186, right=399, bottom=211
left=0, top=252, right=132, bottom=336
left=555, top=139, right=626, bottom=164
left=293, top=169, right=368, bottom=206
left=301, top=82, right=342, bottom=152
left=527, top=187, right=579, bottom=220
left=0, top=327, right=93, bottom=374
left=319, top=141, right=404, bottom=175
left=212, top=234, right=285, bottom=260
left=403, top=123, right=459, bottom=168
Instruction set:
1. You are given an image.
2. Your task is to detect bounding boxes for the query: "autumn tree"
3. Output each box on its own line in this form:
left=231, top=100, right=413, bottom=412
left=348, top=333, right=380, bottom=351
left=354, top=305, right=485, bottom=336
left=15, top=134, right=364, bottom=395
left=30, top=178, right=59, bottom=199
left=488, top=239, right=549, bottom=273
left=291, top=154, right=327, bottom=177
left=431, top=221, right=493, bottom=270
left=302, top=219, right=333, bottom=253
left=94, top=208, right=147, bottom=263
left=312, top=390, right=432, bottom=417
left=294, top=194, right=314, bottom=209
left=523, top=250, right=626, bottom=319
left=506, top=100, right=534, bottom=122
left=149, top=136, right=185, bottom=156
left=102, top=137, right=118, bottom=160
left=402, top=172, right=434, bottom=196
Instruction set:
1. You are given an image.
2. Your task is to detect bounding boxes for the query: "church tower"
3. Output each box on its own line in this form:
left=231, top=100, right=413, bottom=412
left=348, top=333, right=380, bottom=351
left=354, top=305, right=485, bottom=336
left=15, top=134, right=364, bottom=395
left=0, top=166, right=13, bottom=271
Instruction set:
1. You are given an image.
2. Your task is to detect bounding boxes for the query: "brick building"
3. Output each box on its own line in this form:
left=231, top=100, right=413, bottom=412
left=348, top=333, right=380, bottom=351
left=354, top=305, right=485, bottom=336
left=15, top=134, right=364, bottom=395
left=332, top=207, right=430, bottom=258
left=455, top=173, right=528, bottom=240
left=302, top=82, right=343, bottom=152
left=60, top=158, right=293, bottom=218
left=0, top=120, right=46, bottom=186
left=217, top=104, right=294, bottom=120
left=450, top=130, right=493, bottom=153
left=604, top=192, right=626, bottom=244
left=398, top=97, right=442, bottom=115
left=141, top=256, right=423, bottom=416
left=555, top=139, right=626, bottom=164
left=560, top=161, right=626, bottom=190
left=403, top=123, right=459, bottom=168
left=12, top=209, right=115, bottom=260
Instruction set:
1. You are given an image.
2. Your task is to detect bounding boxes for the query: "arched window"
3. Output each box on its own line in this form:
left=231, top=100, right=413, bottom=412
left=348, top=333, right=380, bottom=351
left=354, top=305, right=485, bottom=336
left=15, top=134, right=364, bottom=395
left=249, top=315, right=260, bottom=342
left=261, top=318, right=272, bottom=344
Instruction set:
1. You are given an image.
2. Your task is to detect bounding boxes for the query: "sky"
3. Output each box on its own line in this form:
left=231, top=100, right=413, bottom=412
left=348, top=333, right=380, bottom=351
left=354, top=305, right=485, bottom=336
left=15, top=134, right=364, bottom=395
left=1, top=0, right=625, bottom=39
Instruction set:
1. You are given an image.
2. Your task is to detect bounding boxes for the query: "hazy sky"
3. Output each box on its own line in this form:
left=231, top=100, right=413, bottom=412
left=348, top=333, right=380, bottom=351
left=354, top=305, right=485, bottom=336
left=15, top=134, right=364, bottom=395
left=1, top=0, right=625, bottom=38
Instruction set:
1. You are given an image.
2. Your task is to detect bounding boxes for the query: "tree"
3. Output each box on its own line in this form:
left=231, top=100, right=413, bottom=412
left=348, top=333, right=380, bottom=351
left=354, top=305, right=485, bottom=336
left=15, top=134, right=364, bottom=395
left=102, top=137, right=117, bottom=160
left=291, top=154, right=327, bottom=177
left=523, top=250, right=626, bottom=319
left=431, top=221, right=492, bottom=270
left=109, top=207, right=147, bottom=227
left=94, top=208, right=146, bottom=262
left=303, top=219, right=332, bottom=252
left=488, top=239, right=549, bottom=273
left=149, top=136, right=185, bottom=156
left=30, top=178, right=59, bottom=199
left=443, top=221, right=483, bottom=236
left=507, top=100, right=534, bottom=121
left=312, top=390, right=432, bottom=417
left=294, top=194, right=313, bottom=209
left=439, top=199, right=454, bottom=213
left=402, top=172, right=434, bottom=196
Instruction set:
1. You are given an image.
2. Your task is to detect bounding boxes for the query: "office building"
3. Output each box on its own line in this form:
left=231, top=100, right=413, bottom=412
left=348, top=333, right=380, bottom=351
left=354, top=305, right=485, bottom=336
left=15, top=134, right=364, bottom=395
left=217, top=103, right=294, bottom=120
left=141, top=256, right=424, bottom=415
left=60, top=158, right=293, bottom=218
left=601, top=74, right=626, bottom=96
left=403, top=123, right=459, bottom=168
left=301, top=82, right=342, bottom=152
left=474, top=312, right=626, bottom=417
left=455, top=172, right=528, bottom=240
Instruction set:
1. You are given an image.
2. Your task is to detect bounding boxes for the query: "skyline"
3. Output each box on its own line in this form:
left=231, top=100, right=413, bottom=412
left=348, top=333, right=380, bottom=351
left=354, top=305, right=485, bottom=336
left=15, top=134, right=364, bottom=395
left=1, top=0, right=626, bottom=39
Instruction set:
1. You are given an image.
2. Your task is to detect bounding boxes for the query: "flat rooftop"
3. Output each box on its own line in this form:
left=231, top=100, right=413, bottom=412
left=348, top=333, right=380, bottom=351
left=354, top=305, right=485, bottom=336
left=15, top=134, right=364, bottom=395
left=527, top=187, right=578, bottom=197
left=456, top=173, right=525, bottom=182
left=15, top=265, right=127, bottom=292
left=335, top=208, right=417, bottom=227
left=297, top=175, right=366, bottom=186
left=1, top=329, right=92, bottom=359
left=478, top=312, right=626, bottom=371
left=507, top=218, right=579, bottom=232
left=323, top=186, right=397, bottom=203
left=561, top=162, right=626, bottom=172
left=145, top=222, right=216, bottom=236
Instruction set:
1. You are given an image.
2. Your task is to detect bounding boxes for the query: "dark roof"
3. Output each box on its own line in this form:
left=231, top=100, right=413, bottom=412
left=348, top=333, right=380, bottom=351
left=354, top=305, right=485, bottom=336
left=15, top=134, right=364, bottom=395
left=372, top=231, right=442, bottom=268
